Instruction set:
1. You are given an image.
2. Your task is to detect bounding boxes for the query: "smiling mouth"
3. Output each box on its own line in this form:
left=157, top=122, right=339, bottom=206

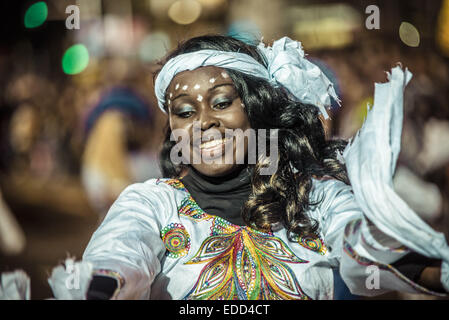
left=200, top=137, right=232, bottom=150
left=192, top=137, right=235, bottom=160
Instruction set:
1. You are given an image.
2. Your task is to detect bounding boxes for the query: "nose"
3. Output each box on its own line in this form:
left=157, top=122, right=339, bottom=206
left=198, top=108, right=220, bottom=131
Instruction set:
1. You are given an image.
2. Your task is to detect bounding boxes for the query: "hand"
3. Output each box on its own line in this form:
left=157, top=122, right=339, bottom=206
left=418, top=264, right=445, bottom=293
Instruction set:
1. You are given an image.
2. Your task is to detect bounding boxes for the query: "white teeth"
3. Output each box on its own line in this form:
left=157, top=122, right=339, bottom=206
left=200, top=138, right=229, bottom=149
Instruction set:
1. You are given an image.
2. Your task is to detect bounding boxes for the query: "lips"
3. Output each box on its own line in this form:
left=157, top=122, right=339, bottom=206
left=200, top=137, right=231, bottom=150
left=194, top=137, right=233, bottom=159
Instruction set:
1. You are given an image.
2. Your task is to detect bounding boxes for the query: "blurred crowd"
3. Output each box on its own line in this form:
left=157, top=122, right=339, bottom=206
left=1, top=0, right=449, bottom=299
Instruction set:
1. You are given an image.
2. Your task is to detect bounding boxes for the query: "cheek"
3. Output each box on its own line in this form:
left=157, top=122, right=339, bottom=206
left=169, top=116, right=193, bottom=138
left=168, top=116, right=182, bottom=136
left=223, top=104, right=251, bottom=129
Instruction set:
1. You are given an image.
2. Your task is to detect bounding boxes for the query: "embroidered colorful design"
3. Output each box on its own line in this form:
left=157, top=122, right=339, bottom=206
left=162, top=179, right=311, bottom=300
left=157, top=178, right=188, bottom=193
left=297, top=235, right=327, bottom=255
left=184, top=227, right=310, bottom=300
left=210, top=215, right=241, bottom=236
left=160, top=179, right=210, bottom=221
left=179, top=196, right=210, bottom=221
left=161, top=223, right=191, bottom=258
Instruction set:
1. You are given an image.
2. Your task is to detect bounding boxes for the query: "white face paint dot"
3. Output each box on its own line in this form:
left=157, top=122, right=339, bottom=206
left=197, top=94, right=203, bottom=102
left=194, top=84, right=200, bottom=90
left=241, top=103, right=245, bottom=108
left=209, top=78, right=216, bottom=83
left=221, top=72, right=229, bottom=79
left=175, top=83, right=180, bottom=90
left=168, top=99, right=171, bottom=105
left=182, top=85, right=188, bottom=90
left=169, top=93, right=173, bottom=98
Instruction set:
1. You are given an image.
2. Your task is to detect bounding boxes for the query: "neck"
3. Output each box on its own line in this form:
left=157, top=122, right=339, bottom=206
left=180, top=165, right=253, bottom=225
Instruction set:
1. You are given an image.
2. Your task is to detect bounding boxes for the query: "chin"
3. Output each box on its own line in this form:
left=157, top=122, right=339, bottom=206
left=192, top=163, right=241, bottom=178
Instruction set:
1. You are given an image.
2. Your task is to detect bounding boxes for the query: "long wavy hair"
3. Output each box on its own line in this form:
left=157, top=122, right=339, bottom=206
left=156, top=35, right=349, bottom=240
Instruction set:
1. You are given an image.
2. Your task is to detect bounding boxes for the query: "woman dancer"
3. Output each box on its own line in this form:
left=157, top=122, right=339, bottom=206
left=47, top=35, right=449, bottom=300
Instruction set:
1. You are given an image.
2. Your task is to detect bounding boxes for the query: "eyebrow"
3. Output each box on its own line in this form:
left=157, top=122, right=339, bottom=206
left=208, top=82, right=234, bottom=91
left=171, top=93, right=188, bottom=102
left=170, top=82, right=234, bottom=102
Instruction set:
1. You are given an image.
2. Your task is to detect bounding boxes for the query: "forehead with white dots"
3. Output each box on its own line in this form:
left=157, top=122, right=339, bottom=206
left=166, top=68, right=231, bottom=101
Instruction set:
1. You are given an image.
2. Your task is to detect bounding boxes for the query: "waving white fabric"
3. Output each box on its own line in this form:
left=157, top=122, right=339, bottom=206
left=342, top=66, right=449, bottom=292
left=47, top=258, right=94, bottom=300
left=0, top=270, right=30, bottom=300
left=155, top=37, right=339, bottom=119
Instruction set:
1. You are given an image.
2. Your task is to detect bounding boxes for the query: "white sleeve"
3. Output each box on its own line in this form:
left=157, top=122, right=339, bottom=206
left=48, top=181, right=170, bottom=300
left=314, top=179, right=447, bottom=297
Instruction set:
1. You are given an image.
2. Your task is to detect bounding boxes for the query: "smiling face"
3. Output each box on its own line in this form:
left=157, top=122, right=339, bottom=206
left=166, top=66, right=252, bottom=177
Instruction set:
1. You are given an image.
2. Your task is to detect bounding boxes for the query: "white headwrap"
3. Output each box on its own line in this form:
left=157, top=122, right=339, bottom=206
left=154, top=37, right=340, bottom=119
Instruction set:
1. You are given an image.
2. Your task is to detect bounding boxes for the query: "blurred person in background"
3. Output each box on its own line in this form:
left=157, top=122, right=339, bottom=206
left=0, top=72, right=62, bottom=258
left=81, top=86, right=162, bottom=222
left=0, top=188, right=26, bottom=256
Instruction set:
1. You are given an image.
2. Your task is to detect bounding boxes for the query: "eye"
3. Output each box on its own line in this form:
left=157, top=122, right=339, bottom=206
left=214, top=101, right=232, bottom=109
left=178, top=111, right=194, bottom=118
left=173, top=103, right=195, bottom=118
left=212, top=96, right=234, bottom=110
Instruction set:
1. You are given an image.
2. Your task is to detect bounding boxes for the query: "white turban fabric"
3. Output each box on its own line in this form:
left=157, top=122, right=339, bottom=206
left=155, top=37, right=340, bottom=119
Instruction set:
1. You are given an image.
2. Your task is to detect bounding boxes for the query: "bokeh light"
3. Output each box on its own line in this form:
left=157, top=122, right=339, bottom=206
left=24, top=1, right=48, bottom=29
left=197, top=0, right=226, bottom=7
left=168, top=0, right=202, bottom=25
left=399, top=22, right=420, bottom=47
left=139, top=32, right=171, bottom=62
left=357, top=96, right=374, bottom=124
left=437, top=0, right=449, bottom=56
left=62, top=44, right=90, bottom=75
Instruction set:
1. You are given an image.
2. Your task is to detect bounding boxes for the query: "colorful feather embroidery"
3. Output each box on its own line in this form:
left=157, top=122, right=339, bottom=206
left=160, top=179, right=312, bottom=300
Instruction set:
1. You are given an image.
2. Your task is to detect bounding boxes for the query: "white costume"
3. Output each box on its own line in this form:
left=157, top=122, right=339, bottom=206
left=73, top=175, right=445, bottom=299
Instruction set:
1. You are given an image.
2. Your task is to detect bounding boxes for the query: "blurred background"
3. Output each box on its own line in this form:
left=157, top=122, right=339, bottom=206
left=1, top=0, right=449, bottom=299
